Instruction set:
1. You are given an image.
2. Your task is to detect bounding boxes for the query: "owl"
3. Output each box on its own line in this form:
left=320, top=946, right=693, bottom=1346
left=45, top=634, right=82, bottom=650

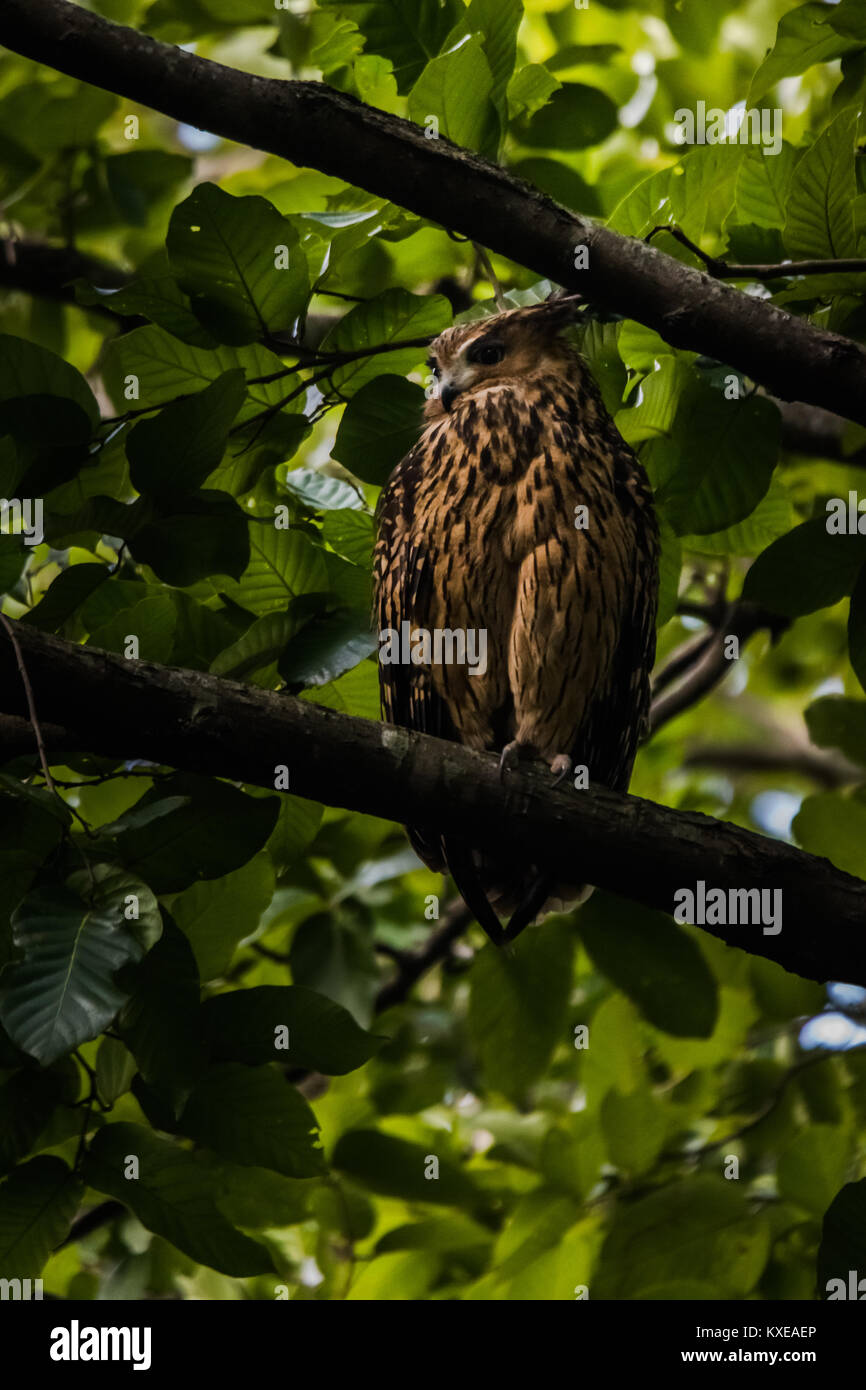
left=374, top=299, right=659, bottom=944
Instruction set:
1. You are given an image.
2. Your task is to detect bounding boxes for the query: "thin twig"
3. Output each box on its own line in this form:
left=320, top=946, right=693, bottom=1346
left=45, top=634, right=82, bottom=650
left=0, top=612, right=56, bottom=793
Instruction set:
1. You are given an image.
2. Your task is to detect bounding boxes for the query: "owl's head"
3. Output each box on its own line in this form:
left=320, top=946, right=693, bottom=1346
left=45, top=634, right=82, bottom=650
left=425, top=297, right=580, bottom=416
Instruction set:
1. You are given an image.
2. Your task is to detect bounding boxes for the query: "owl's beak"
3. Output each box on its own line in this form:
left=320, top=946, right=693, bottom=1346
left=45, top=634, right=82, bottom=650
left=440, top=382, right=461, bottom=412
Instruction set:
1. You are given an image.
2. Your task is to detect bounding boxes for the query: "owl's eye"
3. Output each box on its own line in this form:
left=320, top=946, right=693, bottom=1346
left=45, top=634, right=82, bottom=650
left=468, top=340, right=505, bottom=366
left=426, top=359, right=440, bottom=377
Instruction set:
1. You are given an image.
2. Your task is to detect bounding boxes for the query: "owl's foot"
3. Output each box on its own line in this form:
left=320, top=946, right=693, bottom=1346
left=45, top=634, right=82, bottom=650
left=498, top=739, right=536, bottom=782
left=550, top=753, right=572, bottom=788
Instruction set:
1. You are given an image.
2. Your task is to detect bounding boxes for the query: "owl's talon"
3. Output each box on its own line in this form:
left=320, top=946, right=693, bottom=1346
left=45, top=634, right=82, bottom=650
left=499, top=739, right=533, bottom=781
left=550, top=754, right=572, bottom=787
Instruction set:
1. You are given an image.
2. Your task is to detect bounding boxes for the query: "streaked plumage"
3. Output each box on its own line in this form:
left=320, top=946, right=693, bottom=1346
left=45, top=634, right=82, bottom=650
left=374, top=299, right=659, bottom=943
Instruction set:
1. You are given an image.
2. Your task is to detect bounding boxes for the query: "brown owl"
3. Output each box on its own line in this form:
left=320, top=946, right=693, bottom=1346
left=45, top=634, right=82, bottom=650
left=374, top=299, right=659, bottom=944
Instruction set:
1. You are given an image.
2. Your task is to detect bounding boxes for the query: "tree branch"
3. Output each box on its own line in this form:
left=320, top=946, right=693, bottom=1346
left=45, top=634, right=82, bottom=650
left=3, top=1, right=866, bottom=424
left=1, top=623, right=865, bottom=987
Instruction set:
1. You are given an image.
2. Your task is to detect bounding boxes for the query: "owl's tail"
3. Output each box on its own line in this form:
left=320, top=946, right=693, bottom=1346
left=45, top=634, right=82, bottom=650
left=442, top=838, right=571, bottom=946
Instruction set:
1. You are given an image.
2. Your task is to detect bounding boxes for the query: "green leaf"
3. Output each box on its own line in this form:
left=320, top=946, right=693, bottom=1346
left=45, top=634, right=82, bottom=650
left=848, top=561, right=866, bottom=695
left=805, top=695, right=866, bottom=765
left=21, top=563, right=109, bottom=632
left=743, top=518, right=866, bottom=617
left=445, top=0, right=521, bottom=122
left=749, top=2, right=864, bottom=103
left=118, top=917, right=205, bottom=1112
left=778, top=1125, right=851, bottom=1217
left=173, top=853, right=275, bottom=981
left=279, top=610, right=375, bottom=687
left=578, top=892, right=718, bottom=1039
left=793, top=791, right=866, bottom=879
left=110, top=776, right=279, bottom=895
left=0, top=335, right=99, bottom=427
left=735, top=142, right=798, bottom=230
left=322, top=509, right=374, bottom=567
left=87, top=595, right=177, bottom=665
left=0, top=1066, right=78, bottom=1177
left=208, top=609, right=300, bottom=680
left=0, top=1157, right=82, bottom=1278
left=167, top=183, right=310, bottom=344
left=818, top=1179, right=866, bottom=1298
left=128, top=490, right=250, bottom=585
left=0, top=791, right=64, bottom=918
left=0, top=875, right=152, bottom=1065
left=202, top=984, right=385, bottom=1075
left=784, top=106, right=859, bottom=261
left=103, top=326, right=298, bottom=417
left=594, top=1176, right=769, bottom=1299
left=126, top=370, right=246, bottom=495
left=468, top=920, right=574, bottom=1100
left=659, top=385, right=779, bottom=536
left=408, top=36, right=499, bottom=157
left=179, top=1063, right=325, bottom=1178
left=75, top=260, right=217, bottom=349
left=601, top=1088, right=667, bottom=1176
left=83, top=1123, right=274, bottom=1276
left=332, top=375, right=425, bottom=484
left=333, top=1129, right=476, bottom=1204
left=221, top=525, right=329, bottom=614
left=0, top=83, right=116, bottom=156
left=829, top=0, right=866, bottom=41
left=280, top=467, right=365, bottom=512
left=513, top=82, right=618, bottom=151
left=679, top=476, right=796, bottom=557
left=320, top=289, right=451, bottom=397
left=95, top=1036, right=137, bottom=1106
left=318, top=0, right=464, bottom=93
left=506, top=64, right=561, bottom=121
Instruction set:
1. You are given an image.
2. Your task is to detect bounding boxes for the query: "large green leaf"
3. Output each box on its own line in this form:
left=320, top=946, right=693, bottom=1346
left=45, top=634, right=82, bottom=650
left=83, top=1123, right=273, bottom=1276
left=126, top=370, right=246, bottom=495
left=408, top=36, right=498, bottom=157
left=0, top=335, right=99, bottom=427
left=318, top=0, right=464, bottom=92
left=468, top=920, right=574, bottom=1101
left=320, top=290, right=451, bottom=397
left=514, top=82, right=618, bottom=151
left=805, top=695, right=866, bottom=765
left=749, top=2, right=864, bottom=104
left=0, top=1157, right=82, bottom=1278
left=172, top=853, right=275, bottom=981
left=784, top=106, right=859, bottom=261
left=167, top=183, right=310, bottom=344
left=333, top=1129, right=476, bottom=1204
left=332, top=375, right=425, bottom=484
left=743, top=518, right=866, bottom=617
left=202, top=984, right=385, bottom=1074
left=778, top=1125, right=851, bottom=1217
left=118, top=916, right=205, bottom=1112
left=108, top=774, right=279, bottom=893
left=179, top=1063, right=326, bottom=1178
left=594, top=1177, right=769, bottom=1299
left=793, top=791, right=866, bottom=879
left=578, top=892, right=718, bottom=1039
left=0, top=871, right=155, bottom=1065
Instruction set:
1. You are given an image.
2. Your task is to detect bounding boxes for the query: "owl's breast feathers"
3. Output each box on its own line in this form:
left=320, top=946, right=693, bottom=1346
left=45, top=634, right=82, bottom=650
left=374, top=359, right=659, bottom=920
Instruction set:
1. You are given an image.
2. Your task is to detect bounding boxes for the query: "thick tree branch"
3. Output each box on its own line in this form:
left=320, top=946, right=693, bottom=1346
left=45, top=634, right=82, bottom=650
left=1, top=623, right=865, bottom=988
left=4, top=1, right=866, bottom=424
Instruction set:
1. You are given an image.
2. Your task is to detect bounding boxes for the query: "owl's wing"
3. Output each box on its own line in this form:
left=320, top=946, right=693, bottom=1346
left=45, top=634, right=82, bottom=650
left=575, top=444, right=659, bottom=790
left=374, top=444, right=456, bottom=878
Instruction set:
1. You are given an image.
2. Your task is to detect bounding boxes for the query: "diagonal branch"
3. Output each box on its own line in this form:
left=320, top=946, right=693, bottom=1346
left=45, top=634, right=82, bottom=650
left=1, top=622, right=865, bottom=988
left=3, top=0, right=866, bottom=424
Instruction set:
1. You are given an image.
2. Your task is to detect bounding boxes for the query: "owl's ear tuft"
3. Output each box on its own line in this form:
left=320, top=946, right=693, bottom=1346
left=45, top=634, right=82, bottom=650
left=512, top=294, right=583, bottom=332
